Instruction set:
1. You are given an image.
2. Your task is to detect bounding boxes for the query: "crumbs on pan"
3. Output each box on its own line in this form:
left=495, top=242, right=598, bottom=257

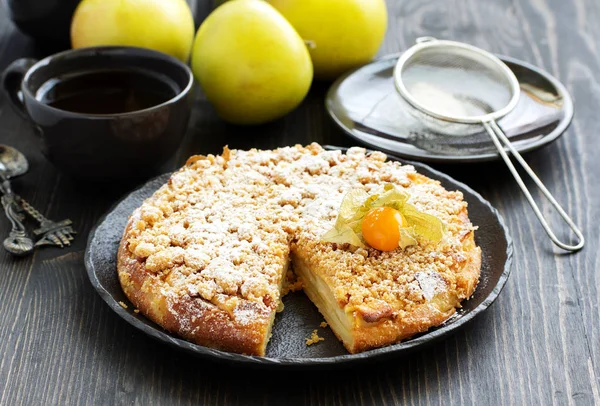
left=118, top=301, right=128, bottom=309
left=305, top=329, right=325, bottom=346
left=320, top=321, right=328, bottom=328
left=134, top=309, right=140, bottom=314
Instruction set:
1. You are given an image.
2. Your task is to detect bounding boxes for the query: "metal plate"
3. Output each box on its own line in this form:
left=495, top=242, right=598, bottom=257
left=85, top=150, right=512, bottom=367
left=327, top=54, right=573, bottom=163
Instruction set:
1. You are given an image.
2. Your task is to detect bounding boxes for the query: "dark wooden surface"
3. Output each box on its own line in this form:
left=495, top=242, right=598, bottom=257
left=1, top=1, right=599, bottom=405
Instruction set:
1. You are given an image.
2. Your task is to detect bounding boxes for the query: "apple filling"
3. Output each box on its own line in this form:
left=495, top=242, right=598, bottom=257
left=291, top=253, right=356, bottom=351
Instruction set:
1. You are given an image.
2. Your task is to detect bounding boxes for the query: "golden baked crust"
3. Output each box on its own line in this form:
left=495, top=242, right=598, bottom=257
left=117, top=143, right=481, bottom=355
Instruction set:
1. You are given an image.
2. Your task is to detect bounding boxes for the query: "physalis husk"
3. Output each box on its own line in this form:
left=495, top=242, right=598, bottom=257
left=321, top=184, right=445, bottom=250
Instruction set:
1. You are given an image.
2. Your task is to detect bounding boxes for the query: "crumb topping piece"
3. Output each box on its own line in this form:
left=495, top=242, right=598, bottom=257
left=305, top=330, right=325, bottom=346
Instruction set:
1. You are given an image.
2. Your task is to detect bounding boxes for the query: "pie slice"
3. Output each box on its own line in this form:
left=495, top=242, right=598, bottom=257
left=290, top=173, right=480, bottom=353
left=117, top=144, right=481, bottom=355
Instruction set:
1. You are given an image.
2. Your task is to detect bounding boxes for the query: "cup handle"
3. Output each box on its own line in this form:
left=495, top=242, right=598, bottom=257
left=1, top=58, right=38, bottom=121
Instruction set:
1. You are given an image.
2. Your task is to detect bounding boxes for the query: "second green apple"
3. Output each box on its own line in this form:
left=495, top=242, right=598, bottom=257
left=191, top=0, right=313, bottom=125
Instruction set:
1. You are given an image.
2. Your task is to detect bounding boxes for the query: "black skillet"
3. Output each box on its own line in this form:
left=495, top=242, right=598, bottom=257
left=85, top=147, right=513, bottom=367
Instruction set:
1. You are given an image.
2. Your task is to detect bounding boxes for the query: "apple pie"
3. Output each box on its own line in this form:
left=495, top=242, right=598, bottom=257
left=117, top=143, right=481, bottom=355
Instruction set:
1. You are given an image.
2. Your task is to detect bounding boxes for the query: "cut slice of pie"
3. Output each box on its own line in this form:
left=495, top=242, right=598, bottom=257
left=117, top=144, right=481, bottom=355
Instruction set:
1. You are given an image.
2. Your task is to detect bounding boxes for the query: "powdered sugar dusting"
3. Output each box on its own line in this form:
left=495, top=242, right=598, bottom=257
left=415, top=271, right=447, bottom=300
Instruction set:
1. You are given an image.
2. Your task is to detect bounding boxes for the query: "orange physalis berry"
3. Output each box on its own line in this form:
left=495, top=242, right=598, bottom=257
left=361, top=207, right=406, bottom=251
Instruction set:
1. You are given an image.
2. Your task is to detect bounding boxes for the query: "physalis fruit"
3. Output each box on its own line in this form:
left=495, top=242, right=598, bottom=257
left=321, top=184, right=445, bottom=251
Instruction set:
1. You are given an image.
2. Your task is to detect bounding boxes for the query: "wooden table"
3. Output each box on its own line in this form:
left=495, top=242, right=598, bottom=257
left=1, top=1, right=598, bottom=405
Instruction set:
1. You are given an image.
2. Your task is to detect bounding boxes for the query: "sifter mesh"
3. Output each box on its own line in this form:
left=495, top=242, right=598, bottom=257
left=395, top=41, right=520, bottom=125
left=393, top=38, right=584, bottom=252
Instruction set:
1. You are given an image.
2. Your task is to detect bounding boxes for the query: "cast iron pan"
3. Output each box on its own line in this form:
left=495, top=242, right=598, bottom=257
left=85, top=147, right=513, bottom=367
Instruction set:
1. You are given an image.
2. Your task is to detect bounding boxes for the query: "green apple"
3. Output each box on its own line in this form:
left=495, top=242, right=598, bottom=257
left=71, top=0, right=195, bottom=62
left=268, top=0, right=388, bottom=80
left=191, top=0, right=313, bottom=125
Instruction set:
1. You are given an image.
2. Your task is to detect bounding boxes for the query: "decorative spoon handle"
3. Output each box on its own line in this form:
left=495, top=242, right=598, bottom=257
left=18, top=196, right=75, bottom=247
left=18, top=197, right=46, bottom=224
left=0, top=179, right=34, bottom=256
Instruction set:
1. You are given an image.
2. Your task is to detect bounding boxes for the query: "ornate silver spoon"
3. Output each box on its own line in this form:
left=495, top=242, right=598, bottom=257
left=0, top=145, right=33, bottom=256
left=0, top=145, right=75, bottom=255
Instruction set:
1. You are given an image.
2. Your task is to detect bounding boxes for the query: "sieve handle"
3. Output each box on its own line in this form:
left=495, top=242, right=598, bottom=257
left=482, top=120, right=584, bottom=252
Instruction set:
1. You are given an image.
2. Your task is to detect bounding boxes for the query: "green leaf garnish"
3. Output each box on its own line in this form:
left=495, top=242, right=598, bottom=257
left=321, top=184, right=445, bottom=250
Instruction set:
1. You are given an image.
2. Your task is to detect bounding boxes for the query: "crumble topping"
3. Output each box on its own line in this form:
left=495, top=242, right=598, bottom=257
left=124, top=143, right=476, bottom=327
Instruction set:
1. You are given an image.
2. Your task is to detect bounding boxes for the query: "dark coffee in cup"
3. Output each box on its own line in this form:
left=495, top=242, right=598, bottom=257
left=37, top=69, right=179, bottom=115
left=2, top=47, right=194, bottom=180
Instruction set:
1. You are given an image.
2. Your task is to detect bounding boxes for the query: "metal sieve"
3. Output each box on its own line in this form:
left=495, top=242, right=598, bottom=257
left=394, top=37, right=584, bottom=251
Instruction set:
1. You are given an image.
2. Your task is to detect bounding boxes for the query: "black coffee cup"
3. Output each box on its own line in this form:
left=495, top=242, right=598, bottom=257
left=1, top=46, right=194, bottom=180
